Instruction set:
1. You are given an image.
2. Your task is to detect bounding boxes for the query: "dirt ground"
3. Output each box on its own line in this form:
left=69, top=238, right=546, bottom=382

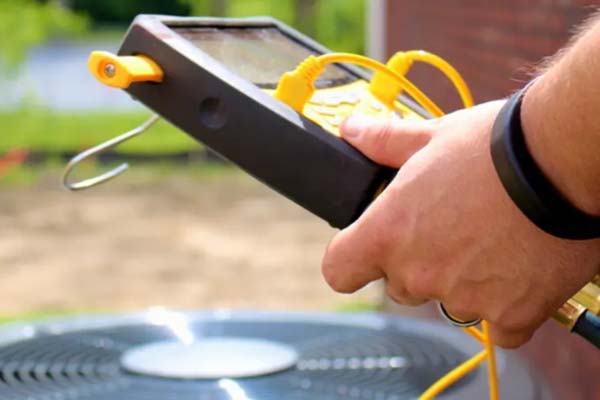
left=0, top=167, right=380, bottom=316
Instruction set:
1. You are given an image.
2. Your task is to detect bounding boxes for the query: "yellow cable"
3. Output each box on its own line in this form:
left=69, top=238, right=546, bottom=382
left=482, top=321, right=500, bottom=400
left=419, top=349, right=488, bottom=400
left=316, top=53, right=444, bottom=117
left=463, top=326, right=486, bottom=343
left=403, top=50, right=474, bottom=108
left=273, top=53, right=443, bottom=118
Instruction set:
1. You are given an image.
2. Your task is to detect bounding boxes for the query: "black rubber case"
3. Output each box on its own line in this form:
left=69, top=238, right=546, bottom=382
left=118, top=15, right=407, bottom=228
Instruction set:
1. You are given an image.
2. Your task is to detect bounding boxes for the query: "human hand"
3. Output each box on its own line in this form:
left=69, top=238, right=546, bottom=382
left=321, top=101, right=600, bottom=348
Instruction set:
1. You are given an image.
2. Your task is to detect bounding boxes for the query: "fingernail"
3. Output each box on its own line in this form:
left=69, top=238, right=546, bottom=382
left=341, top=114, right=374, bottom=138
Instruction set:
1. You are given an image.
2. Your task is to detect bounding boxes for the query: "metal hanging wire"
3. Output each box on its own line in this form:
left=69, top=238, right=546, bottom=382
left=62, top=114, right=160, bottom=191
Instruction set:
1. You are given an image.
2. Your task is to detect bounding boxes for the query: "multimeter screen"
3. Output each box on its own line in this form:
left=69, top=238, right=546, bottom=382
left=173, top=26, right=357, bottom=88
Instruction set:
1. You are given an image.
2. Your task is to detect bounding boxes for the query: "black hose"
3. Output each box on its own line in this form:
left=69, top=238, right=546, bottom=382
left=572, top=310, right=600, bottom=349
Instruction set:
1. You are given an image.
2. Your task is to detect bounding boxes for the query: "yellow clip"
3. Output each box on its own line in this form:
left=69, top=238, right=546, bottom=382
left=274, top=55, right=324, bottom=113
left=369, top=52, right=413, bottom=108
left=88, top=51, right=163, bottom=89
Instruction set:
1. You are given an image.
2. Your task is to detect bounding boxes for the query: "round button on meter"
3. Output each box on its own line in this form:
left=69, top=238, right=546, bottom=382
left=199, top=97, right=227, bottom=129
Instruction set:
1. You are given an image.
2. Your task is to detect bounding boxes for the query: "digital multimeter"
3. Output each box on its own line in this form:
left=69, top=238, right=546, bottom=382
left=87, top=15, right=428, bottom=228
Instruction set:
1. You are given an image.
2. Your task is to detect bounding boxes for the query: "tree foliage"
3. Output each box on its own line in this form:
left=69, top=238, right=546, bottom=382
left=182, top=0, right=365, bottom=53
left=1, top=0, right=366, bottom=71
left=70, top=0, right=191, bottom=25
left=0, top=0, right=88, bottom=70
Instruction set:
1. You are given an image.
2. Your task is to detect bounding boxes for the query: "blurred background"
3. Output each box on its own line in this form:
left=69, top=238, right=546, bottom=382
left=0, top=0, right=373, bottom=317
left=1, top=0, right=600, bottom=398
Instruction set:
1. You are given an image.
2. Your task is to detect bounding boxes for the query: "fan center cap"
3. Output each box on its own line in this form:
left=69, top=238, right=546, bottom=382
left=121, top=337, right=299, bottom=379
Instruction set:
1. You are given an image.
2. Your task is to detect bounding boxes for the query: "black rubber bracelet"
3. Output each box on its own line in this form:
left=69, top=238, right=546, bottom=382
left=490, top=86, right=600, bottom=240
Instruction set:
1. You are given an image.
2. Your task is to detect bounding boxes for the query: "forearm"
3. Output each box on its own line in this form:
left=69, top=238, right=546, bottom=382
left=521, top=13, right=600, bottom=216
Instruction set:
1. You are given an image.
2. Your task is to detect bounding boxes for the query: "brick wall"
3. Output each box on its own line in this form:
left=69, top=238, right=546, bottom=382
left=385, top=0, right=598, bottom=111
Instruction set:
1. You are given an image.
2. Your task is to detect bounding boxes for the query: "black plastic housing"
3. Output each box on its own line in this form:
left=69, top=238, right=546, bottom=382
left=118, top=15, right=401, bottom=228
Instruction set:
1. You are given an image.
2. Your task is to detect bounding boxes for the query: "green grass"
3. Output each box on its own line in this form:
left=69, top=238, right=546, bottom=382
left=1, top=107, right=201, bottom=155
left=335, top=300, right=381, bottom=313
left=0, top=163, right=45, bottom=186
left=0, top=300, right=380, bottom=326
left=0, top=161, right=235, bottom=187
left=0, top=310, right=84, bottom=325
left=0, top=302, right=379, bottom=326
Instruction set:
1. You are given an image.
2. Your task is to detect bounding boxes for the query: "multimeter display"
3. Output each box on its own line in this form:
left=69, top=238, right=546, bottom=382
left=172, top=25, right=415, bottom=138
left=173, top=27, right=356, bottom=89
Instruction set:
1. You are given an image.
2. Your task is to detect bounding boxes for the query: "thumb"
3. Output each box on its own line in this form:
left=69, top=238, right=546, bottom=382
left=340, top=115, right=434, bottom=168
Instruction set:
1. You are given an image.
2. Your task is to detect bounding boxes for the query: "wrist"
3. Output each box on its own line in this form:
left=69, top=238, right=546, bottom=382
left=521, top=75, right=600, bottom=216
left=490, top=85, right=600, bottom=239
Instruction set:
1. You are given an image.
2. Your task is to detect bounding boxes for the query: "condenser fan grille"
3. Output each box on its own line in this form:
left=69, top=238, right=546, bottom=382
left=0, top=316, right=475, bottom=400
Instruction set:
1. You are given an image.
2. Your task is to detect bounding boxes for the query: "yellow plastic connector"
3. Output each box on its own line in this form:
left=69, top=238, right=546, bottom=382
left=369, top=51, right=413, bottom=108
left=88, top=51, right=163, bottom=89
left=370, top=50, right=475, bottom=112
left=273, top=55, right=324, bottom=112
left=274, top=52, right=443, bottom=117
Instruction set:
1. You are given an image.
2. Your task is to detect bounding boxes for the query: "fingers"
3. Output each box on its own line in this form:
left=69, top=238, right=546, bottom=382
left=440, top=303, right=481, bottom=325
left=487, top=324, right=535, bottom=349
left=386, top=281, right=427, bottom=306
left=340, top=115, right=434, bottom=168
left=441, top=297, right=545, bottom=348
left=321, top=220, right=386, bottom=293
left=322, top=169, right=420, bottom=296
left=439, top=303, right=535, bottom=348
left=440, top=291, right=543, bottom=348
left=322, top=114, right=435, bottom=294
left=321, top=181, right=407, bottom=293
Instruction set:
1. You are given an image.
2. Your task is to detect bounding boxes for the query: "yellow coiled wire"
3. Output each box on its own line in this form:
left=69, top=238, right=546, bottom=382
left=275, top=50, right=499, bottom=400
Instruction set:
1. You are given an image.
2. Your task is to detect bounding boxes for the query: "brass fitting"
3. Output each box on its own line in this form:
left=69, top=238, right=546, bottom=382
left=554, top=298, right=587, bottom=331
left=572, top=281, right=600, bottom=316
left=554, top=277, right=600, bottom=331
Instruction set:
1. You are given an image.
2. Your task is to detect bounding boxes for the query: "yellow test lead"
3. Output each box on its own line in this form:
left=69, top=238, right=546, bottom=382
left=482, top=321, right=500, bottom=400
left=419, top=349, right=488, bottom=400
left=403, top=50, right=474, bottom=108
left=274, top=52, right=443, bottom=117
